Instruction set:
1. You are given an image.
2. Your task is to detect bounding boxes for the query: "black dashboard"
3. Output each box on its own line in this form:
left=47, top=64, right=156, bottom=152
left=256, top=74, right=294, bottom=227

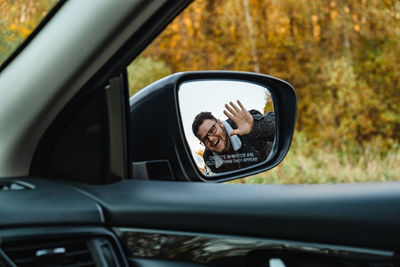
left=0, top=178, right=123, bottom=266
left=1, top=177, right=400, bottom=267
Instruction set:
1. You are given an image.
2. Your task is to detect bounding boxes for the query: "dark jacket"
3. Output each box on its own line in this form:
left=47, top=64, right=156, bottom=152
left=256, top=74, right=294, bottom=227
left=203, top=110, right=275, bottom=173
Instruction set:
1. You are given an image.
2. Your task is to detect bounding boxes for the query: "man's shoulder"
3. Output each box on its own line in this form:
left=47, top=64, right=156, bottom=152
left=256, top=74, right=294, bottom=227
left=248, top=109, right=263, bottom=116
left=248, top=109, right=263, bottom=121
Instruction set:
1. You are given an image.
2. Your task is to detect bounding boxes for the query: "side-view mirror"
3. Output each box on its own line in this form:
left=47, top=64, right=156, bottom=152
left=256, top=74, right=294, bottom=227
left=129, top=71, right=297, bottom=182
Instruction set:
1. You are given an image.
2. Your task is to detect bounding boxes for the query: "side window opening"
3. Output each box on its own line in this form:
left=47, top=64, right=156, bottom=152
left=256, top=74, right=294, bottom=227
left=127, top=0, right=400, bottom=184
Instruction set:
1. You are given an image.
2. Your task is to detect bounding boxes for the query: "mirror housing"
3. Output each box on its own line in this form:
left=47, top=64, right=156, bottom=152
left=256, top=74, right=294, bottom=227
left=129, top=71, right=297, bottom=182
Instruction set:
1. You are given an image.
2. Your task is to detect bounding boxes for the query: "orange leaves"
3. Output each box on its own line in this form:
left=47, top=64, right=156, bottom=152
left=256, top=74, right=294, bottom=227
left=10, top=23, right=31, bottom=37
left=132, top=0, right=400, bottom=149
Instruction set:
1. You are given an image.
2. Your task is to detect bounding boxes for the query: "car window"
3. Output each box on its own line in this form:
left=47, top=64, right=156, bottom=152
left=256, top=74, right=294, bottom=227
left=0, top=0, right=59, bottom=67
left=127, top=0, right=399, bottom=184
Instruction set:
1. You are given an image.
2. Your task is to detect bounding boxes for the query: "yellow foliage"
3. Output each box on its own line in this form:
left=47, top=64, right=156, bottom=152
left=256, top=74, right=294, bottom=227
left=132, top=0, right=400, bottom=150
left=10, top=23, right=18, bottom=32
left=19, top=25, right=31, bottom=37
left=330, top=10, right=338, bottom=20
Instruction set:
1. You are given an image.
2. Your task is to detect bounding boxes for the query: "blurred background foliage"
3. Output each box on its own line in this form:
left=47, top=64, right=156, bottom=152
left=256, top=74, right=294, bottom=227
left=129, top=0, right=400, bottom=183
left=1, top=0, right=399, bottom=183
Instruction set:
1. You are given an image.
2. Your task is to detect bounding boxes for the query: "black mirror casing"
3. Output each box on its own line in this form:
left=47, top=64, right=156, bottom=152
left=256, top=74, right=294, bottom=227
left=129, top=71, right=297, bottom=182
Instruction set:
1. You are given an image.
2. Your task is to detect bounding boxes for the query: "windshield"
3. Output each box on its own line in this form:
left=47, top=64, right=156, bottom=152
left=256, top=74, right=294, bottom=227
left=0, top=0, right=59, bottom=66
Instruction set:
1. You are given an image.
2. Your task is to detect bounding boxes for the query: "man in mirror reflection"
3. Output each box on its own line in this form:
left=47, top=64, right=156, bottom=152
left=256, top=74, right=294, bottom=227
left=192, top=100, right=275, bottom=173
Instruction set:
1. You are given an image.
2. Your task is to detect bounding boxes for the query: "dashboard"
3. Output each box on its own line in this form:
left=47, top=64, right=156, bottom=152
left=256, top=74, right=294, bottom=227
left=1, top=178, right=399, bottom=267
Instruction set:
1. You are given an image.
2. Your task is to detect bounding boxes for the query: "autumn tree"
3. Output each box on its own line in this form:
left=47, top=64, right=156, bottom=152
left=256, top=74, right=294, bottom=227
left=129, top=0, right=400, bottom=148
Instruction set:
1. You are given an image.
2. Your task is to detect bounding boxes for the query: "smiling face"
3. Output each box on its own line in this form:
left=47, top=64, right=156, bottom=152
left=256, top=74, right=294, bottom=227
left=197, top=119, right=230, bottom=153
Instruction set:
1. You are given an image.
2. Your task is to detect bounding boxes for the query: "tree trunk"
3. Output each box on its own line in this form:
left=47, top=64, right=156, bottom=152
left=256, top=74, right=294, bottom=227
left=243, top=0, right=260, bottom=72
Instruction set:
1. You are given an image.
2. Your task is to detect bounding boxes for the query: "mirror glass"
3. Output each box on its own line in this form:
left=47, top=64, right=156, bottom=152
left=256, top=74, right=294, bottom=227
left=179, top=79, right=276, bottom=177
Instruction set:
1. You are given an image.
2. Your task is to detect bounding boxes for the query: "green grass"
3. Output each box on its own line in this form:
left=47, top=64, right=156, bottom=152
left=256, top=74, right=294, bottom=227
left=232, top=132, right=400, bottom=184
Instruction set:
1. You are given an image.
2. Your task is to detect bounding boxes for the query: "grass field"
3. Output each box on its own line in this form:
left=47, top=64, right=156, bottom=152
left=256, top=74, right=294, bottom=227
left=233, top=132, right=400, bottom=184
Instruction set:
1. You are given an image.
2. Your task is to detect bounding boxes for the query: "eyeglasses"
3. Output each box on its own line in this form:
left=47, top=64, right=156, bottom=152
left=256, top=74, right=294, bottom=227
left=200, top=121, right=218, bottom=146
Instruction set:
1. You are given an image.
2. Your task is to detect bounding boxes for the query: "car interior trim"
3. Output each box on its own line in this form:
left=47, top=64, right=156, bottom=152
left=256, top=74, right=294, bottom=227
left=0, top=0, right=169, bottom=177
left=0, top=226, right=128, bottom=267
left=96, top=203, right=106, bottom=224
left=105, top=77, right=126, bottom=180
left=115, top=227, right=394, bottom=265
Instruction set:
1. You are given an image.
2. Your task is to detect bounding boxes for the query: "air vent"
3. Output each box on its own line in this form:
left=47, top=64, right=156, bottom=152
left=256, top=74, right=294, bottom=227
left=0, top=181, right=35, bottom=191
left=2, top=237, right=95, bottom=267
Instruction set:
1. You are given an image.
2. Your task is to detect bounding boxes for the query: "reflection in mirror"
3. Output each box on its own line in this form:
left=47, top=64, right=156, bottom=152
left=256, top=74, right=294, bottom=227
left=179, top=80, right=276, bottom=177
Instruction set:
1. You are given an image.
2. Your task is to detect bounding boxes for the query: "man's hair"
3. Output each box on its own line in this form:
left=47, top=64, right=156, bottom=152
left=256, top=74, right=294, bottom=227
left=192, top=112, right=217, bottom=139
